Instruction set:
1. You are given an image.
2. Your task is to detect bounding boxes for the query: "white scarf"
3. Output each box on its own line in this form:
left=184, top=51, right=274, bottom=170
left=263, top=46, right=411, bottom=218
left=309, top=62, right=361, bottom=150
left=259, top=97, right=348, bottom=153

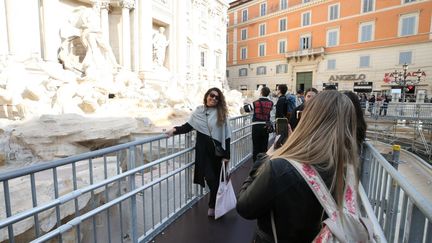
left=188, top=105, right=231, bottom=150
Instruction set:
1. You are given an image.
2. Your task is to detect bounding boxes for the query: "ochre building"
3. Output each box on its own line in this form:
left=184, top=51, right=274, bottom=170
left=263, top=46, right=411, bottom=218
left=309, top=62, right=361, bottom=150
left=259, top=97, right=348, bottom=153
left=226, top=0, right=432, bottom=100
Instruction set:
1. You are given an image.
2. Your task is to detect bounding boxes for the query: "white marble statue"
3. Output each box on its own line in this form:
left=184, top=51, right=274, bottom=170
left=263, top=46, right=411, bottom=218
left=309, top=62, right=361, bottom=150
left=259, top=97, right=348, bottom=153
left=58, top=7, right=119, bottom=77
left=152, top=27, right=169, bottom=67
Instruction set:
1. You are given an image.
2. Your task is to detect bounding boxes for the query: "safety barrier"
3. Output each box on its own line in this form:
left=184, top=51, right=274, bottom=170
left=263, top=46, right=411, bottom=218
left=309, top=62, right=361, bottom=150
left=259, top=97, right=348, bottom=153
left=0, top=115, right=252, bottom=243
left=1, top=113, right=431, bottom=242
left=365, top=103, right=432, bottom=121
left=361, top=142, right=432, bottom=243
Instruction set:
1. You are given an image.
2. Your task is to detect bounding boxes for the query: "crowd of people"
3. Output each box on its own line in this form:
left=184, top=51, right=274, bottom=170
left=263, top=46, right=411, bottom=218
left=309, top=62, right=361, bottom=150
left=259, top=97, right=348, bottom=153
left=165, top=86, right=373, bottom=242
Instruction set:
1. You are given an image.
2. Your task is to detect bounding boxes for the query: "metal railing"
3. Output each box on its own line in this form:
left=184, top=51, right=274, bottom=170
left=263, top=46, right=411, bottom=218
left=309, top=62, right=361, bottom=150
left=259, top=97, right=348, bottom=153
left=361, top=142, right=432, bottom=243
left=2, top=113, right=432, bottom=242
left=365, top=103, right=432, bottom=121
left=0, top=115, right=252, bottom=243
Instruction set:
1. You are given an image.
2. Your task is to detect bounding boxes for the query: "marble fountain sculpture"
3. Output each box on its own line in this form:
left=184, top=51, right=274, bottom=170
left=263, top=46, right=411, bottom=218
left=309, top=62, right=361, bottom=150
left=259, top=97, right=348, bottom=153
left=0, top=5, right=244, bottom=242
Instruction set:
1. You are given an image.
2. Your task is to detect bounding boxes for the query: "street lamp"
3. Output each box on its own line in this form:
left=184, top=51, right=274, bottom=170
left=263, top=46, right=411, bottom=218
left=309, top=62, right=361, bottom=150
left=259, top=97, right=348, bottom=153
left=391, top=63, right=425, bottom=102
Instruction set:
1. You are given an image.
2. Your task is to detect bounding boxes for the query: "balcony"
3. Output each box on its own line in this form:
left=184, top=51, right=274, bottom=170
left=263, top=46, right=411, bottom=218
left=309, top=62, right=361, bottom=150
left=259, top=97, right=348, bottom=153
left=285, top=47, right=325, bottom=61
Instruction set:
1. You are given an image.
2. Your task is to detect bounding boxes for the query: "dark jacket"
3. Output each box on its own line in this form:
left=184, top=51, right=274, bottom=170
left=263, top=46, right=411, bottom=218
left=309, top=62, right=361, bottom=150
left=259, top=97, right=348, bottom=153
left=174, top=123, right=230, bottom=187
left=275, top=96, right=287, bottom=119
left=288, top=103, right=304, bottom=131
left=237, top=156, right=332, bottom=243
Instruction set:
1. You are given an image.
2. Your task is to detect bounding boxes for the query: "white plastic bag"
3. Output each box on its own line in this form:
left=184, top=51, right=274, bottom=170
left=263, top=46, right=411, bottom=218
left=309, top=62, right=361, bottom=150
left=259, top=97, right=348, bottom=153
left=214, top=162, right=236, bottom=219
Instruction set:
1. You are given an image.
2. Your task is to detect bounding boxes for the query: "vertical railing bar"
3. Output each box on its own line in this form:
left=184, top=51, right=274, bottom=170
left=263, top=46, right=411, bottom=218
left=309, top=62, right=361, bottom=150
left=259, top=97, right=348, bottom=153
left=149, top=141, right=155, bottom=230
left=378, top=172, right=389, bottom=226
left=398, top=195, right=409, bottom=242
left=115, top=151, right=124, bottom=243
left=4, top=180, right=15, bottom=243
left=375, top=165, right=384, bottom=216
left=387, top=183, right=400, bottom=243
left=140, top=145, right=146, bottom=235
left=52, top=167, right=63, bottom=243
left=88, top=158, right=97, bottom=243
left=103, top=155, right=112, bottom=243
left=30, top=173, right=40, bottom=238
left=128, top=145, right=137, bottom=243
left=72, top=162, right=81, bottom=243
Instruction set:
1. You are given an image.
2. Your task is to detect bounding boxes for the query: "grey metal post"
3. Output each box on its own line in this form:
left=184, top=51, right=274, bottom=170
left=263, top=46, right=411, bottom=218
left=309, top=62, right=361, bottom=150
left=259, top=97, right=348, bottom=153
left=391, top=145, right=400, bottom=169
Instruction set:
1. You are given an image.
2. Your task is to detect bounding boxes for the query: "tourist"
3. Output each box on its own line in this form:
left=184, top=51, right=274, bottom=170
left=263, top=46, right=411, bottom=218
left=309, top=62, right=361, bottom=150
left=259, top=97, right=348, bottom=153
left=275, top=84, right=288, bottom=119
left=237, top=91, right=360, bottom=242
left=165, top=87, right=231, bottom=217
left=295, top=89, right=304, bottom=107
left=380, top=95, right=390, bottom=116
left=344, top=91, right=367, bottom=149
left=251, top=87, right=273, bottom=161
left=289, top=87, right=318, bottom=131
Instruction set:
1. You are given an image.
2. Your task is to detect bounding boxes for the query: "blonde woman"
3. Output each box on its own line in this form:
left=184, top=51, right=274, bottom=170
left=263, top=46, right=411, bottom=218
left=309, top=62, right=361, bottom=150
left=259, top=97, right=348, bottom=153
left=166, top=87, right=231, bottom=217
left=237, top=91, right=359, bottom=242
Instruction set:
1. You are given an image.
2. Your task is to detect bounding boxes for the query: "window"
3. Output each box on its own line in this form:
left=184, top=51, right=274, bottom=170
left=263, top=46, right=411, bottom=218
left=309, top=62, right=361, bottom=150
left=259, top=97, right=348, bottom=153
left=200, top=51, right=206, bottom=67
left=302, top=12, right=311, bottom=26
left=327, top=59, right=336, bottom=70
left=239, top=68, right=248, bottom=76
left=359, top=55, right=370, bottom=68
left=241, top=28, right=248, bottom=40
left=259, top=23, right=266, bottom=36
left=260, top=3, right=267, bottom=16
left=399, top=51, right=412, bottom=64
left=359, top=21, right=374, bottom=42
left=226, top=70, right=229, bottom=77
left=279, top=18, right=287, bottom=31
left=240, top=47, right=247, bottom=60
left=278, top=40, right=286, bottom=54
left=276, top=64, right=288, bottom=74
left=259, top=43, right=266, bottom=57
left=280, top=0, right=287, bottom=10
left=362, top=0, right=374, bottom=13
left=399, top=13, right=418, bottom=36
left=303, top=0, right=310, bottom=3
left=300, top=35, right=311, bottom=50
left=403, top=0, right=416, bottom=3
left=327, top=29, right=339, bottom=47
left=328, top=4, right=339, bottom=21
left=242, top=9, right=248, bottom=22
left=257, top=66, right=267, bottom=75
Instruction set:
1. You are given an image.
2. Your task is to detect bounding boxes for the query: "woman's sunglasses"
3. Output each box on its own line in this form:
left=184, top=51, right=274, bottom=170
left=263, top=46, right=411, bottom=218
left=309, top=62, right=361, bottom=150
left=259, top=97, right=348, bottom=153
left=209, top=93, right=219, bottom=100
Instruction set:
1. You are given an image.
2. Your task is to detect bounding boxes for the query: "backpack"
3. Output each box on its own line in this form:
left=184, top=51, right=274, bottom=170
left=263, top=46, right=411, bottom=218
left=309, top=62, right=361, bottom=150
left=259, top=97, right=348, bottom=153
left=287, top=159, right=377, bottom=243
left=285, top=94, right=296, bottom=113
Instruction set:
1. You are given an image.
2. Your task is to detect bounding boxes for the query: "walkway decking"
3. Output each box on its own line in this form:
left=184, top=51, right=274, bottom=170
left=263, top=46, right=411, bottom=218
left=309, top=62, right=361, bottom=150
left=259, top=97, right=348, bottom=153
left=152, top=159, right=256, bottom=243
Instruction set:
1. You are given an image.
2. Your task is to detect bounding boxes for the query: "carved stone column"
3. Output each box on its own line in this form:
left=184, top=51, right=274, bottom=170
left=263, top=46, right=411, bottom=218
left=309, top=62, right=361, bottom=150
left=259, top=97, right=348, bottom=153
left=0, top=0, right=8, bottom=56
left=40, top=0, right=60, bottom=62
left=99, top=1, right=110, bottom=44
left=5, top=0, right=41, bottom=59
left=138, top=0, right=152, bottom=75
left=121, top=0, right=134, bottom=70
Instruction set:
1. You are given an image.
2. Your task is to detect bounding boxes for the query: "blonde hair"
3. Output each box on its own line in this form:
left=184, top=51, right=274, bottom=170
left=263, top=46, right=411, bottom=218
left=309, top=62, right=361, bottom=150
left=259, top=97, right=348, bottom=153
left=272, top=91, right=359, bottom=208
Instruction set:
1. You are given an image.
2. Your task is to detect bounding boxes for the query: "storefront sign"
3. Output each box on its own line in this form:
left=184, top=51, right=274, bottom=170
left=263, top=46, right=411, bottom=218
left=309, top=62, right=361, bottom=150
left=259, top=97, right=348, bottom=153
left=383, top=71, right=427, bottom=83
left=329, top=74, right=366, bottom=82
left=353, top=82, right=373, bottom=93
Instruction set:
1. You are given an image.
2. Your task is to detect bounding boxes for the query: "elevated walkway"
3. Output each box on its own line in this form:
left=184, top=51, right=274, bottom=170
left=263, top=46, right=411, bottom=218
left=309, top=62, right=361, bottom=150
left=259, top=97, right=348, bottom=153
left=153, top=159, right=256, bottom=243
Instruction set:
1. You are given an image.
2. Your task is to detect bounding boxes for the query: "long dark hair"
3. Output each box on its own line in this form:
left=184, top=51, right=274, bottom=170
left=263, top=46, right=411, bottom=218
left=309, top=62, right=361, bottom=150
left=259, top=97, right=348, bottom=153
left=344, top=91, right=367, bottom=147
left=203, top=87, right=228, bottom=126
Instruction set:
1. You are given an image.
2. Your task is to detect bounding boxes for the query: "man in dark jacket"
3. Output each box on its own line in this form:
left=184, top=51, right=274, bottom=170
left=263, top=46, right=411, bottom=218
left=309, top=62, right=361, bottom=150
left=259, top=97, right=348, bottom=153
left=275, top=84, right=288, bottom=119
left=252, top=87, right=273, bottom=161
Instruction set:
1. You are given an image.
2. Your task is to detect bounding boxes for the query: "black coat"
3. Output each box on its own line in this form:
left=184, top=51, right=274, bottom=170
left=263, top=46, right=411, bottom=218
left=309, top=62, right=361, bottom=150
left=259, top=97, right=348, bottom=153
left=174, top=123, right=230, bottom=187
left=237, top=157, right=332, bottom=243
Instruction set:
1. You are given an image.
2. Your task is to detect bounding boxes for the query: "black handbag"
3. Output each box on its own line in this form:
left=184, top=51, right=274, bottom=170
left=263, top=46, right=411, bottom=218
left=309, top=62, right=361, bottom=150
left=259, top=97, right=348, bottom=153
left=206, top=111, right=226, bottom=157
left=264, top=121, right=274, bottom=134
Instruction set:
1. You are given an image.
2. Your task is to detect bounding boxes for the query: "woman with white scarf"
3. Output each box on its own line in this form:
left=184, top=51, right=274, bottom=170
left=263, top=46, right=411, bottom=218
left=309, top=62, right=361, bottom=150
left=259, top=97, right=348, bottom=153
left=166, top=87, right=231, bottom=217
